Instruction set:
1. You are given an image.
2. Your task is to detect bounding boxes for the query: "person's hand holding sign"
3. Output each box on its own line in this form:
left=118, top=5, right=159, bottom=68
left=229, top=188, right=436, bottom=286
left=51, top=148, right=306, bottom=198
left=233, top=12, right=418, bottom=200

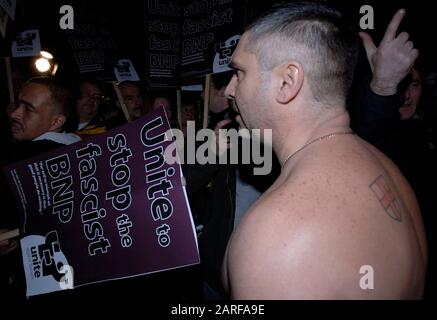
left=359, top=9, right=419, bottom=96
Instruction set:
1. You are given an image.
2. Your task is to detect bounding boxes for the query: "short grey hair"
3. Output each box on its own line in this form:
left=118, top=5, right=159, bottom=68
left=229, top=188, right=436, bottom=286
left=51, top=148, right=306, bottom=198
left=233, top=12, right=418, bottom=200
left=245, top=1, right=359, bottom=104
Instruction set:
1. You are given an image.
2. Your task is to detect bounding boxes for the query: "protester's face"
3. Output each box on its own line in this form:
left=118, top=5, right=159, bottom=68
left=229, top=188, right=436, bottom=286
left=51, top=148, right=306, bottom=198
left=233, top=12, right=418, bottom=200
left=181, top=105, right=195, bottom=123
left=10, top=83, right=57, bottom=141
left=209, top=85, right=230, bottom=113
left=400, top=69, right=422, bottom=120
left=224, top=33, right=268, bottom=131
left=152, top=97, right=172, bottom=120
left=120, top=83, right=144, bottom=120
left=181, top=104, right=196, bottom=136
left=76, top=82, right=103, bottom=122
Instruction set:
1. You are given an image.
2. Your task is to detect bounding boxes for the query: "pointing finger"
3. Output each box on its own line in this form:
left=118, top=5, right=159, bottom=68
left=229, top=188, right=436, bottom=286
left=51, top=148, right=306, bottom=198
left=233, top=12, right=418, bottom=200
left=382, top=9, right=406, bottom=43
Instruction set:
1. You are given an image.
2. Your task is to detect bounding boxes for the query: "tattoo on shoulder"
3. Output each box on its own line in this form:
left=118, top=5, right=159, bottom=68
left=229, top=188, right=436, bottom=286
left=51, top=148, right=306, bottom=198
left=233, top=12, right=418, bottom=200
left=369, top=175, right=402, bottom=222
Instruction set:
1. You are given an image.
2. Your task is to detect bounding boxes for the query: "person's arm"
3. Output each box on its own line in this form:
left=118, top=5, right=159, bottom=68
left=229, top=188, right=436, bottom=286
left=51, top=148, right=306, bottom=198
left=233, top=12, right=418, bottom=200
left=360, top=9, right=418, bottom=97
left=352, top=9, right=418, bottom=147
left=351, top=78, right=404, bottom=147
left=181, top=118, right=234, bottom=196
left=182, top=163, right=221, bottom=196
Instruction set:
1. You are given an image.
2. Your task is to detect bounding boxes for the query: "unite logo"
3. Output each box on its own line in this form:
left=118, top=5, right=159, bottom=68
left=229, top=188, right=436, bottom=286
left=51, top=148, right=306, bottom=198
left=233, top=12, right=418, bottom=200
left=213, top=35, right=240, bottom=73
left=30, top=231, right=64, bottom=281
left=25, top=231, right=74, bottom=292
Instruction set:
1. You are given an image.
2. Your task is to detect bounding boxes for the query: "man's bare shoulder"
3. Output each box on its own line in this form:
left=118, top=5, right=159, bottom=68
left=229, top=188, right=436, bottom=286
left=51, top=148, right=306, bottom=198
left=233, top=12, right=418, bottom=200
left=227, top=141, right=426, bottom=299
left=227, top=172, right=369, bottom=299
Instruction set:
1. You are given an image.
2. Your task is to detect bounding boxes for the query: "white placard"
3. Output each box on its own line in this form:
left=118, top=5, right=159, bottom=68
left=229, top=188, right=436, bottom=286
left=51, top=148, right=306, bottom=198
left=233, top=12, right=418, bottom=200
left=114, top=59, right=140, bottom=81
left=11, top=29, right=41, bottom=57
left=213, top=34, right=240, bottom=74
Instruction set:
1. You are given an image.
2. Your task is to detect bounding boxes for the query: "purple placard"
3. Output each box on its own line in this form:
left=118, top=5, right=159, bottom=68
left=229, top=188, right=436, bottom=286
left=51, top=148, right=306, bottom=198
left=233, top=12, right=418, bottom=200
left=4, top=108, right=199, bottom=296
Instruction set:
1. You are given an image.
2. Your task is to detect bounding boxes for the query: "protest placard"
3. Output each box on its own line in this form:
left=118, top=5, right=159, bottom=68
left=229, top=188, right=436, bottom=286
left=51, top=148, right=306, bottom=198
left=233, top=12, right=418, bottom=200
left=4, top=108, right=199, bottom=296
left=11, top=29, right=41, bottom=57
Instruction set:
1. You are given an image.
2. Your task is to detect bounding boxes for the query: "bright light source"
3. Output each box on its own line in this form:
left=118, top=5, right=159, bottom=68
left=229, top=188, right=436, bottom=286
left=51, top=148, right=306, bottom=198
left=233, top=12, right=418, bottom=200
left=35, top=58, right=51, bottom=73
left=34, top=51, right=57, bottom=75
left=40, top=51, right=54, bottom=59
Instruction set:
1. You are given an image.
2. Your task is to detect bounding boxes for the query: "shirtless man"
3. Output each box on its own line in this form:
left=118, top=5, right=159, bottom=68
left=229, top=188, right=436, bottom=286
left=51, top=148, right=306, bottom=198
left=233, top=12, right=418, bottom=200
left=223, top=2, right=427, bottom=299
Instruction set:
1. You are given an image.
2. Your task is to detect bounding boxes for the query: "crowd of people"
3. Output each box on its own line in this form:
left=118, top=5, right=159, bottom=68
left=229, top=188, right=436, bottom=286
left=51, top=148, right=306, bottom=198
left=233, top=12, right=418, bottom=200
left=0, top=1, right=436, bottom=301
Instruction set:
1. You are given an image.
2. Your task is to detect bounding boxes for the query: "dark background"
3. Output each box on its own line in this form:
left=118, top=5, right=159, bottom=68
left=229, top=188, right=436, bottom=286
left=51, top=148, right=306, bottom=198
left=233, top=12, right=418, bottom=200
left=1, top=0, right=436, bottom=97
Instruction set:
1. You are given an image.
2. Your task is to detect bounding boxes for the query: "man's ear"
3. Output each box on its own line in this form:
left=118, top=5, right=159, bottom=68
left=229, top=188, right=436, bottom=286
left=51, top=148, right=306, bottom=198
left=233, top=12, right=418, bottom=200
left=49, top=114, right=67, bottom=132
left=276, top=61, right=304, bottom=104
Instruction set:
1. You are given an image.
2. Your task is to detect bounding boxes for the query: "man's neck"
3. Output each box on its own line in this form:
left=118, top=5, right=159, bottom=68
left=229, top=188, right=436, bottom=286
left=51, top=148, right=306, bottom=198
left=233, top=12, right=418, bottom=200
left=273, top=108, right=351, bottom=169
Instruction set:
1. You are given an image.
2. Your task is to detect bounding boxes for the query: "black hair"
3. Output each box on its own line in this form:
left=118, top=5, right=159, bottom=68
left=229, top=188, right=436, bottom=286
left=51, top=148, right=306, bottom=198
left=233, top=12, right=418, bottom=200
left=26, top=77, right=78, bottom=132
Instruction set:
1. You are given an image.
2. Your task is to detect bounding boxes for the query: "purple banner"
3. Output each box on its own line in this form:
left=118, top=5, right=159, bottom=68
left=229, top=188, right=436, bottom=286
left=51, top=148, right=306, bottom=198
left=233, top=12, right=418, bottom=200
left=4, top=108, right=199, bottom=296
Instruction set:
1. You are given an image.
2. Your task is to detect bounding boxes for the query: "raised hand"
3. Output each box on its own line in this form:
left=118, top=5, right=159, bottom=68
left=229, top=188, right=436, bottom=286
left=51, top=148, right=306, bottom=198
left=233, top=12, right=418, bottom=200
left=359, top=9, right=419, bottom=96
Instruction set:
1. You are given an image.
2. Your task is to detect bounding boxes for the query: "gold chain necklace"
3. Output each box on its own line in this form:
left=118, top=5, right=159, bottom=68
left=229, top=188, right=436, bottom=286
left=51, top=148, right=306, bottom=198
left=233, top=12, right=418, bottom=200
left=281, top=131, right=355, bottom=170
